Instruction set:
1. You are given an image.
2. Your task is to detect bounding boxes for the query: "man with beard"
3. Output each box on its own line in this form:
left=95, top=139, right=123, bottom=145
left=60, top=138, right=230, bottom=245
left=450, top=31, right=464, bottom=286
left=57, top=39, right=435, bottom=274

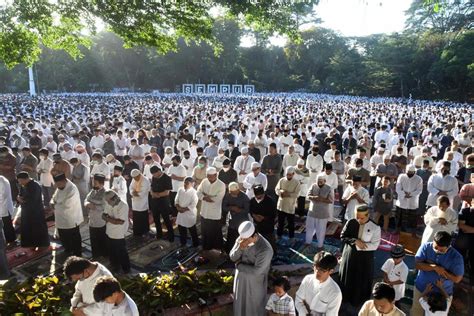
left=16, top=172, right=50, bottom=250
left=396, top=164, right=423, bottom=237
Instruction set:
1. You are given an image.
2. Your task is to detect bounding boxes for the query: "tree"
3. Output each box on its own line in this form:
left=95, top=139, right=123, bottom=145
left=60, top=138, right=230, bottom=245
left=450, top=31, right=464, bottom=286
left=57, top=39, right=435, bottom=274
left=0, top=0, right=319, bottom=68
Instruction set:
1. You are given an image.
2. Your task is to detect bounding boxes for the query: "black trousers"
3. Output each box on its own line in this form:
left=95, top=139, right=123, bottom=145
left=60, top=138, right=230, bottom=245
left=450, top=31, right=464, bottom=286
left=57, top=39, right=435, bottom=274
left=2, top=215, right=16, bottom=243
left=107, top=236, right=130, bottom=273
left=277, top=211, right=295, bottom=238
left=369, top=176, right=377, bottom=196
left=90, top=226, right=107, bottom=257
left=41, top=185, right=54, bottom=208
left=296, top=196, right=306, bottom=216
left=396, top=207, right=417, bottom=230
left=178, top=225, right=199, bottom=247
left=337, top=185, right=344, bottom=203
left=150, top=204, right=174, bottom=241
left=58, top=226, right=82, bottom=256
left=169, top=191, right=177, bottom=217
left=132, top=210, right=150, bottom=236
left=201, top=217, right=223, bottom=251
left=225, top=227, right=239, bottom=253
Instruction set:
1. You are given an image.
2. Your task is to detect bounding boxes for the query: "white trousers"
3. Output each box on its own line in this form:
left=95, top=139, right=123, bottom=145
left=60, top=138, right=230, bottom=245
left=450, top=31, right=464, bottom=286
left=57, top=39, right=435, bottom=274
left=305, top=216, right=328, bottom=247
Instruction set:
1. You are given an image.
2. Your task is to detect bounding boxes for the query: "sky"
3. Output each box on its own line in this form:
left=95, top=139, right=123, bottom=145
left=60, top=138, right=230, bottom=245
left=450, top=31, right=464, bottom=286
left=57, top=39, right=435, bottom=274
left=241, top=0, right=414, bottom=47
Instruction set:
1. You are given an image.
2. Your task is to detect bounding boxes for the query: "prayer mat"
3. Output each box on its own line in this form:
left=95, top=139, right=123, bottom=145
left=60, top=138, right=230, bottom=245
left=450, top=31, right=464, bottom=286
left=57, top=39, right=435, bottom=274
left=150, top=245, right=199, bottom=272
left=129, top=239, right=180, bottom=271
left=325, top=221, right=342, bottom=237
left=7, top=243, right=62, bottom=269
left=378, top=231, right=400, bottom=251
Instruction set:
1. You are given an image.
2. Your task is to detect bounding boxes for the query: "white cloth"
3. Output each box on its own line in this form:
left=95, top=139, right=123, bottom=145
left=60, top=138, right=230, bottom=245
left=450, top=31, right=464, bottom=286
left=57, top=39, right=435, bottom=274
left=243, top=172, right=268, bottom=199
left=112, top=176, right=127, bottom=203
left=182, top=157, right=195, bottom=177
left=295, top=274, right=342, bottom=316
left=91, top=162, right=110, bottom=181
left=306, top=153, right=324, bottom=183
left=51, top=180, right=84, bottom=229
left=235, top=155, right=255, bottom=183
left=108, top=292, right=139, bottom=316
left=305, top=217, right=328, bottom=247
left=421, top=206, right=458, bottom=244
left=168, top=164, right=187, bottom=192
left=143, top=162, right=161, bottom=180
left=395, top=174, right=423, bottom=209
left=129, top=176, right=150, bottom=211
left=70, top=263, right=113, bottom=315
left=419, top=297, right=448, bottom=316
left=37, top=158, right=54, bottom=187
left=90, top=135, right=105, bottom=150
left=341, top=186, right=370, bottom=221
left=426, top=174, right=458, bottom=207
left=175, top=187, right=198, bottom=227
left=356, top=220, right=381, bottom=251
left=197, top=178, right=226, bottom=220
left=104, top=200, right=129, bottom=239
left=381, top=259, right=409, bottom=301
left=0, top=176, right=13, bottom=217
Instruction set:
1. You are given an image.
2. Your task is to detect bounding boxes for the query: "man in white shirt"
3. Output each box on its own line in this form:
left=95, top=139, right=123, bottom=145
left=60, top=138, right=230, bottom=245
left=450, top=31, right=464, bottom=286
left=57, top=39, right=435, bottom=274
left=90, top=128, right=105, bottom=152
left=93, top=276, right=139, bottom=316
left=51, top=173, right=84, bottom=257
left=243, top=162, right=268, bottom=199
left=426, top=161, right=458, bottom=208
left=168, top=155, right=187, bottom=216
left=64, top=256, right=113, bottom=316
left=197, top=167, right=226, bottom=251
left=341, top=175, right=370, bottom=221
left=37, top=148, right=54, bottom=207
left=234, top=147, right=255, bottom=186
left=295, top=251, right=342, bottom=316
left=395, top=165, right=423, bottom=237
left=129, top=169, right=151, bottom=237
left=175, top=177, right=199, bottom=247
left=0, top=175, right=15, bottom=244
left=306, top=145, right=324, bottom=184
left=111, top=166, right=127, bottom=203
left=90, top=153, right=110, bottom=188
left=103, top=190, right=130, bottom=274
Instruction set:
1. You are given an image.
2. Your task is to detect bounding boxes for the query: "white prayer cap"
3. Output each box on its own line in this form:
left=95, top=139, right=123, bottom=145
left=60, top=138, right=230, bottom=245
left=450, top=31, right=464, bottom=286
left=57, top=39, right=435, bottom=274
left=105, top=154, right=115, bottom=162
left=238, top=221, right=255, bottom=239
left=297, top=158, right=305, bottom=166
left=241, top=147, right=249, bottom=154
left=316, top=173, right=327, bottom=181
left=406, top=164, right=416, bottom=172
left=251, top=162, right=261, bottom=169
left=206, top=167, right=217, bottom=175
left=383, top=154, right=391, bottom=160
left=286, top=166, right=295, bottom=174
left=229, top=182, right=239, bottom=191
left=130, top=169, right=141, bottom=177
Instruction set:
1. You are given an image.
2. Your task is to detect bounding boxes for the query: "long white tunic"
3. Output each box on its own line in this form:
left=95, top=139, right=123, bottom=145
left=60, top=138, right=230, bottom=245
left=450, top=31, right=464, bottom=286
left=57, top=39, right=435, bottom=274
left=421, top=206, right=458, bottom=244
left=295, top=274, right=342, bottom=316
left=341, top=186, right=370, bottom=221
left=306, top=153, right=324, bottom=184
left=426, top=174, right=458, bottom=207
left=36, top=158, right=54, bottom=187
left=234, top=155, right=255, bottom=183
left=175, top=187, right=198, bottom=227
left=129, top=176, right=150, bottom=211
left=0, top=175, right=13, bottom=217
left=395, top=174, right=423, bottom=209
left=168, top=164, right=187, bottom=192
left=112, top=176, right=128, bottom=203
left=196, top=178, right=226, bottom=220
left=104, top=200, right=129, bottom=239
left=51, top=180, right=84, bottom=229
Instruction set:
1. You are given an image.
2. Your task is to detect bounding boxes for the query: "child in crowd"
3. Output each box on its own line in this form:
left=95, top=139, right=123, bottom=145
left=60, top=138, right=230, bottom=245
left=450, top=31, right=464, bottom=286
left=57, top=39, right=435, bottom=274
left=359, top=282, right=405, bottom=316
left=265, top=276, right=296, bottom=316
left=381, top=244, right=409, bottom=304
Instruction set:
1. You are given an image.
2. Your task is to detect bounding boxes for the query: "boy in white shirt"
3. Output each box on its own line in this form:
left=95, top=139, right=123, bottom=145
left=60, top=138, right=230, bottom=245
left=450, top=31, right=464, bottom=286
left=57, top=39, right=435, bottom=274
left=381, top=245, right=409, bottom=303
left=93, top=276, right=139, bottom=316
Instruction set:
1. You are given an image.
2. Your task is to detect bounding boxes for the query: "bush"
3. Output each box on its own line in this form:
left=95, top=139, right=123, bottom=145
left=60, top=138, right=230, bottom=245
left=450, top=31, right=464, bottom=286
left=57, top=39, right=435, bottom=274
left=0, top=269, right=234, bottom=315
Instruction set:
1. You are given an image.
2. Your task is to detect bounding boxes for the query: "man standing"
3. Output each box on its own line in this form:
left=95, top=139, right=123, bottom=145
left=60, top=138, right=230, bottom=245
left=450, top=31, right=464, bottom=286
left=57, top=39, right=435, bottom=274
left=129, top=169, right=151, bottom=237
left=341, top=175, right=370, bottom=221
left=230, top=221, right=273, bottom=316
left=222, top=182, right=250, bottom=253
left=103, top=190, right=131, bottom=274
left=37, top=148, right=54, bottom=208
left=149, top=166, right=175, bottom=242
left=234, top=147, right=255, bottom=188
left=306, top=145, right=324, bottom=185
left=396, top=164, right=423, bottom=237
left=175, top=177, right=199, bottom=248
left=261, top=143, right=283, bottom=202
left=218, top=158, right=238, bottom=188
left=90, top=153, right=110, bottom=189
left=51, top=173, right=83, bottom=256
left=0, top=175, right=15, bottom=244
left=242, top=162, right=267, bottom=199
left=84, top=174, right=108, bottom=258
left=275, top=166, right=301, bottom=241
left=197, top=167, right=226, bottom=252
left=427, top=161, right=458, bottom=209
left=51, top=153, right=72, bottom=179
left=410, top=231, right=464, bottom=315
left=305, top=174, right=334, bottom=250
left=111, top=166, right=127, bottom=203
left=249, top=185, right=277, bottom=252
left=19, top=147, right=38, bottom=179
left=295, top=252, right=342, bottom=316
left=168, top=155, right=186, bottom=217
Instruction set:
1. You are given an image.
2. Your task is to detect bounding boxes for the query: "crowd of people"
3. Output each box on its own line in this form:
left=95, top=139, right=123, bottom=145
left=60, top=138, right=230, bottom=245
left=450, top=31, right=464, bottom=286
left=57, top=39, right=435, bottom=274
left=0, top=92, right=472, bottom=315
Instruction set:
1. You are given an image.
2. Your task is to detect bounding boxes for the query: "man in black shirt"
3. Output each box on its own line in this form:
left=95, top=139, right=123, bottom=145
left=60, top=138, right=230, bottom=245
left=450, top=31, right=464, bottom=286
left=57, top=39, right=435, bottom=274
left=218, top=158, right=238, bottom=188
left=150, top=165, right=175, bottom=242
left=249, top=185, right=277, bottom=253
left=224, top=141, right=240, bottom=167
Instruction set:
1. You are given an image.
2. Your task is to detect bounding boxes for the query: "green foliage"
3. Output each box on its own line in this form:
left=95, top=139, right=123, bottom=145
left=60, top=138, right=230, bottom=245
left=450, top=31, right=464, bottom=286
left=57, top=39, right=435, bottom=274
left=0, top=0, right=319, bottom=68
left=0, top=270, right=234, bottom=315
